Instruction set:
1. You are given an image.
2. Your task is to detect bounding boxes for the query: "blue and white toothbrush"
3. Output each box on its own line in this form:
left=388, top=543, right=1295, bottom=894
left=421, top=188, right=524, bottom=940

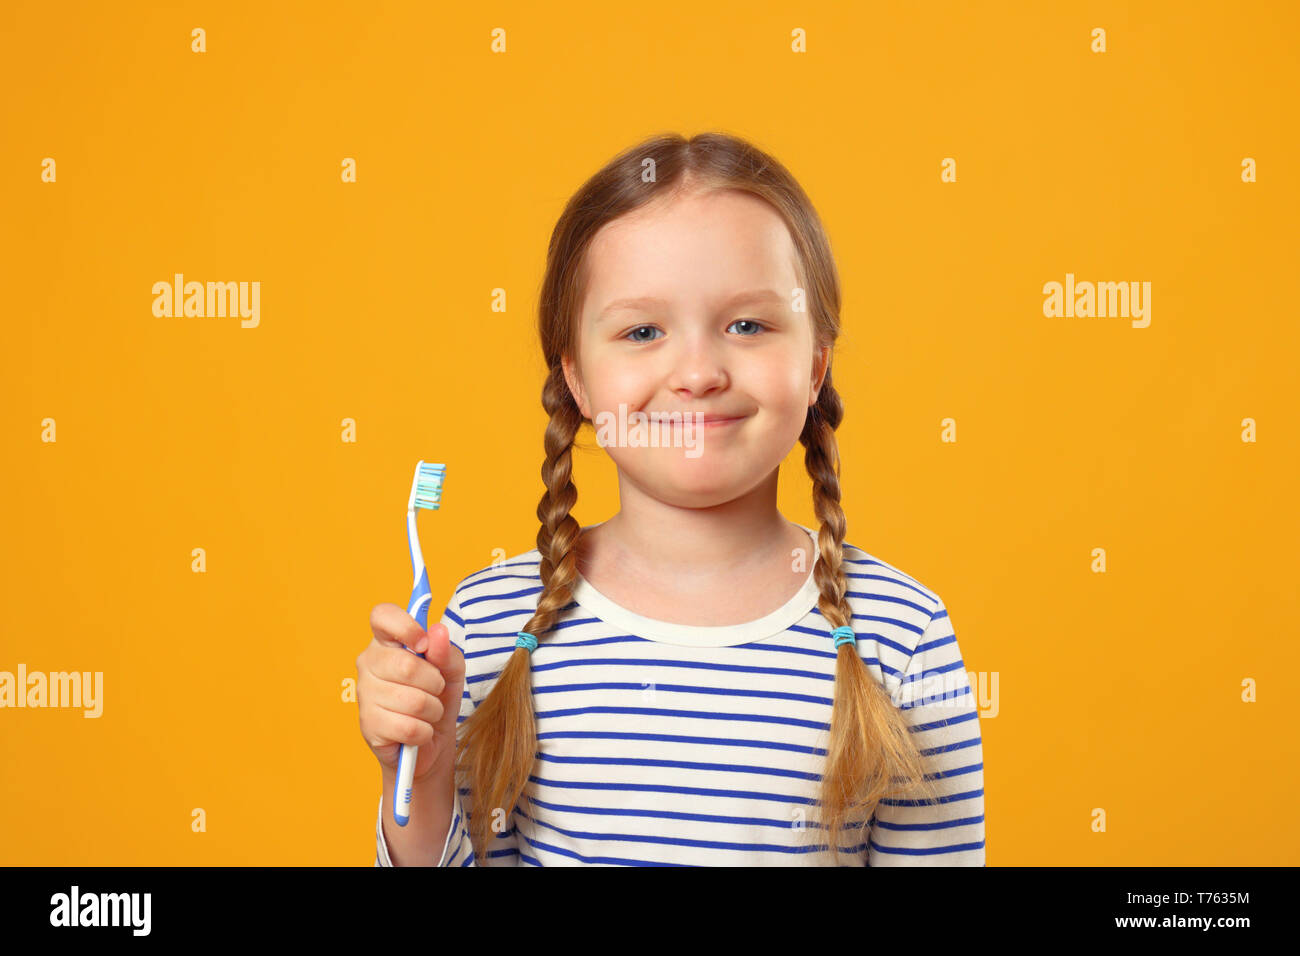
left=394, top=460, right=446, bottom=826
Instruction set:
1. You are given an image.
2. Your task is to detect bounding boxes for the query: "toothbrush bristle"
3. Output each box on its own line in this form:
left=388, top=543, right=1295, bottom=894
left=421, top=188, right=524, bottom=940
left=413, top=462, right=445, bottom=510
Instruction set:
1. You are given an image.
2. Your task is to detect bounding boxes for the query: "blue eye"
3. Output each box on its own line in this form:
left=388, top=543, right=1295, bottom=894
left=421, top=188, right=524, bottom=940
left=728, top=319, right=766, bottom=335
left=625, top=325, right=663, bottom=343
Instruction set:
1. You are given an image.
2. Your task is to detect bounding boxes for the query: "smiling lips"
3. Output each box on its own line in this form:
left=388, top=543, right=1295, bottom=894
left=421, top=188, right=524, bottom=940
left=660, top=413, right=748, bottom=428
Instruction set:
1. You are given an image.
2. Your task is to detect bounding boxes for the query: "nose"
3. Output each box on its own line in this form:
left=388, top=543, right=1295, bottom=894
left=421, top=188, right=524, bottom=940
left=667, top=338, right=729, bottom=397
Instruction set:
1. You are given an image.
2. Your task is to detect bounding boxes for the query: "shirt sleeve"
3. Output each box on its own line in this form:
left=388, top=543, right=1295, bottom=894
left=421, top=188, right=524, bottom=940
left=375, top=787, right=472, bottom=866
left=867, top=597, right=987, bottom=866
left=374, top=586, right=519, bottom=866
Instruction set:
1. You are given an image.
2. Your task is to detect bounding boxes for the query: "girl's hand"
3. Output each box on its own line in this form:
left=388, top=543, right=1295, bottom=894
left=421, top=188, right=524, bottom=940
left=356, top=603, right=466, bottom=784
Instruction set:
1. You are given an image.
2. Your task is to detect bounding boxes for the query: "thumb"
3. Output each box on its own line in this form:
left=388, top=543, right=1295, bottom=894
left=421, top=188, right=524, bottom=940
left=421, top=621, right=465, bottom=690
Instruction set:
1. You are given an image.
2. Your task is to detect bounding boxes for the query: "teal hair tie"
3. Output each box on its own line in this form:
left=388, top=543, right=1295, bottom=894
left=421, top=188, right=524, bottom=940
left=515, top=631, right=538, bottom=653
left=831, top=625, right=857, bottom=649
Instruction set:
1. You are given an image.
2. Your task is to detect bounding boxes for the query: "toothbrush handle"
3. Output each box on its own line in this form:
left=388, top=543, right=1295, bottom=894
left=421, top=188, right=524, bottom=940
left=394, top=567, right=433, bottom=826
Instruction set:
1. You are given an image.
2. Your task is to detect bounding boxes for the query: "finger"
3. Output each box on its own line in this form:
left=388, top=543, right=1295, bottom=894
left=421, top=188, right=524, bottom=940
left=368, top=705, right=435, bottom=749
left=369, top=602, right=426, bottom=652
left=419, top=622, right=465, bottom=685
left=364, top=646, right=446, bottom=697
left=366, top=679, right=445, bottom=729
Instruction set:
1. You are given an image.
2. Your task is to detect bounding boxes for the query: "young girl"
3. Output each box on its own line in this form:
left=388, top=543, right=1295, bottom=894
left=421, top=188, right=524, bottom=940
left=363, top=131, right=985, bottom=866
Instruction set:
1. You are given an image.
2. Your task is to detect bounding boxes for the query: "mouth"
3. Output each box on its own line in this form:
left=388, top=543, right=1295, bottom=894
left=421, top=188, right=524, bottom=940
left=662, top=414, right=748, bottom=428
left=695, top=415, right=746, bottom=428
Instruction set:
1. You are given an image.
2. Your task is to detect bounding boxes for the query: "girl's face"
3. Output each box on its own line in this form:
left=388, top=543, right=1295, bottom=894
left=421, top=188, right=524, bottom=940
left=563, top=187, right=830, bottom=509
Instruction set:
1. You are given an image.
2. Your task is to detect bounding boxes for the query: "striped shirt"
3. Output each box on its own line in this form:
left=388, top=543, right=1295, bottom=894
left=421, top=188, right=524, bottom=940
left=375, top=523, right=986, bottom=866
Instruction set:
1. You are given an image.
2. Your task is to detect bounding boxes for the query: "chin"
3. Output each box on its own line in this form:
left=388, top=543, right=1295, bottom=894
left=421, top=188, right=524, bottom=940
left=661, top=472, right=746, bottom=503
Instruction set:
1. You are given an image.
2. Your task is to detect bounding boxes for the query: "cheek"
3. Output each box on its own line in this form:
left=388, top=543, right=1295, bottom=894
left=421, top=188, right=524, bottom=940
left=754, top=360, right=812, bottom=415
left=587, top=356, right=657, bottom=406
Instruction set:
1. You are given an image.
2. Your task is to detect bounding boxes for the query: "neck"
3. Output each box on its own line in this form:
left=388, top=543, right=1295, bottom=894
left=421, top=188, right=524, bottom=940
left=587, top=468, right=809, bottom=580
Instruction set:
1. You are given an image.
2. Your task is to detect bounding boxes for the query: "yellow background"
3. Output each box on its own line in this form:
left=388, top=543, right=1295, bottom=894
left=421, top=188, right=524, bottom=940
left=2, top=0, right=1297, bottom=865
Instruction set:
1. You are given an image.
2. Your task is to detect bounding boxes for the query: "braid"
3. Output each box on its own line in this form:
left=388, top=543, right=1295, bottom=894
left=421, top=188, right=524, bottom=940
left=803, top=383, right=852, bottom=630
left=531, top=367, right=585, bottom=626
left=454, top=365, right=584, bottom=864
left=801, top=373, right=940, bottom=862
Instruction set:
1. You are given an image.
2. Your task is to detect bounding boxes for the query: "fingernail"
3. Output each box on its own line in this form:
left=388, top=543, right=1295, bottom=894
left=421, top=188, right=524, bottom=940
left=414, top=636, right=429, bottom=654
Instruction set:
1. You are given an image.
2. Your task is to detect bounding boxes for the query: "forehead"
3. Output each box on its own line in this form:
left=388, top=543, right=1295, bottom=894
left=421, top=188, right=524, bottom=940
left=581, top=189, right=802, bottom=316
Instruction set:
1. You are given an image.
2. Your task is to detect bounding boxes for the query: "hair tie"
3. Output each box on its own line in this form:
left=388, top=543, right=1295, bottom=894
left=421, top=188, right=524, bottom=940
left=831, top=625, right=857, bottom=649
left=515, top=631, right=539, bottom=653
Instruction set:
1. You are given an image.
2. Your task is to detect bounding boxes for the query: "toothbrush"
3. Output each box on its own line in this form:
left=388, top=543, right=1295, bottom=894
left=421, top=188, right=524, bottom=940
left=394, top=460, right=446, bottom=826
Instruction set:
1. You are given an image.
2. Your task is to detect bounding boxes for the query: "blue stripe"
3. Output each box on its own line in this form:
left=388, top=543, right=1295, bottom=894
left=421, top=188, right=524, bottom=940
left=525, top=774, right=825, bottom=805
left=872, top=813, right=985, bottom=832
left=880, top=787, right=984, bottom=807
left=460, top=584, right=545, bottom=607
left=516, top=792, right=831, bottom=830
left=538, top=728, right=830, bottom=757
left=898, top=653, right=966, bottom=684
left=513, top=823, right=857, bottom=861
left=534, top=679, right=839, bottom=706
left=532, top=704, right=833, bottom=732
left=868, top=837, right=986, bottom=856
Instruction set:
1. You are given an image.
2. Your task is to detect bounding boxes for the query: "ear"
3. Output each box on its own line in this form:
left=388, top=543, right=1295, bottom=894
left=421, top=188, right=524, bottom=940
left=809, top=345, right=831, bottom=406
left=561, top=353, right=590, bottom=419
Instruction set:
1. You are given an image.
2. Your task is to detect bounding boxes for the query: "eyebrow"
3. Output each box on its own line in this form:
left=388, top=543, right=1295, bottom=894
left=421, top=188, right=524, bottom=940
left=595, top=288, right=787, bottom=324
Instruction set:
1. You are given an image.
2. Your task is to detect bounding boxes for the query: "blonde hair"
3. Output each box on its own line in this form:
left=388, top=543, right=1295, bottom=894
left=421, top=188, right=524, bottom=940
left=454, top=131, right=939, bottom=864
